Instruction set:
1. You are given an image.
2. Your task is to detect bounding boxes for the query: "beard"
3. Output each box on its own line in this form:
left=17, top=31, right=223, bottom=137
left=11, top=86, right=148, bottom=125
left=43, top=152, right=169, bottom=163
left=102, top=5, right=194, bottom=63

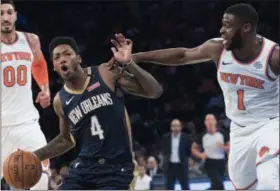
left=226, top=28, right=243, bottom=50
left=1, top=24, right=15, bottom=34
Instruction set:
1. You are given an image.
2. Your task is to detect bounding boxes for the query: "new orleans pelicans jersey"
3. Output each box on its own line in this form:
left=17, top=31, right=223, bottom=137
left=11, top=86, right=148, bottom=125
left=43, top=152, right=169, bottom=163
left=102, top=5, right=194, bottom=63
left=59, top=66, right=133, bottom=163
left=217, top=36, right=279, bottom=127
left=1, top=31, right=39, bottom=126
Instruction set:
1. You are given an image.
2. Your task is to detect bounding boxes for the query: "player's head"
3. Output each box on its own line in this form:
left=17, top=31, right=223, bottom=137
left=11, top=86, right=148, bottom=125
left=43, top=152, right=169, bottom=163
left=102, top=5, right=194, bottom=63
left=220, top=3, right=258, bottom=50
left=1, top=0, right=17, bottom=34
left=170, top=119, right=182, bottom=134
left=49, top=36, right=82, bottom=80
left=204, top=113, right=217, bottom=133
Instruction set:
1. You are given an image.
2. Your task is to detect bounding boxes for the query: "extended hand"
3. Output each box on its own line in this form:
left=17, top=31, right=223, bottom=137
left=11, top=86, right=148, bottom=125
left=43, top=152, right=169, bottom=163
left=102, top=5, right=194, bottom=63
left=110, top=33, right=133, bottom=65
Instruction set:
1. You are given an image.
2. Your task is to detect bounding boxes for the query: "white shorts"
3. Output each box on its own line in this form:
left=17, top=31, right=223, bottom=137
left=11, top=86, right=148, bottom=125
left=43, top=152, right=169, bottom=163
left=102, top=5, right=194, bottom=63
left=228, top=117, right=279, bottom=189
left=1, top=120, right=49, bottom=176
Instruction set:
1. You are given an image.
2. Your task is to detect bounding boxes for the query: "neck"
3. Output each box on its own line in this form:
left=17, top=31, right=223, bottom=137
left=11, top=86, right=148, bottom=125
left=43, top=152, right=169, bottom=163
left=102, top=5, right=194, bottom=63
left=172, top=132, right=180, bottom=136
left=232, top=34, right=261, bottom=61
left=1, top=30, right=17, bottom=44
left=65, top=67, right=88, bottom=91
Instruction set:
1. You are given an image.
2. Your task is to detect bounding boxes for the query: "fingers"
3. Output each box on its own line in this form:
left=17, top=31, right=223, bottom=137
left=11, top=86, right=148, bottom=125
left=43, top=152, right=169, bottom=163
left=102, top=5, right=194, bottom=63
left=35, top=92, right=42, bottom=103
left=115, top=33, right=126, bottom=46
left=111, top=47, right=117, bottom=54
left=110, top=39, right=120, bottom=49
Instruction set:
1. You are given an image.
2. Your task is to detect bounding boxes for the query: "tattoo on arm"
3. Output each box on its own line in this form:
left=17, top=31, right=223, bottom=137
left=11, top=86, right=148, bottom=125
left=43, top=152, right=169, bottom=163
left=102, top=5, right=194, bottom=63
left=34, top=134, right=75, bottom=161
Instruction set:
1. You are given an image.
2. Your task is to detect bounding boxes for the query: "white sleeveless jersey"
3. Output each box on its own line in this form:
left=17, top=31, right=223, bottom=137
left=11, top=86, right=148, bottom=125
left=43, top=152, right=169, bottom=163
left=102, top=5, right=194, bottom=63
left=217, top=37, right=279, bottom=126
left=1, top=31, right=39, bottom=126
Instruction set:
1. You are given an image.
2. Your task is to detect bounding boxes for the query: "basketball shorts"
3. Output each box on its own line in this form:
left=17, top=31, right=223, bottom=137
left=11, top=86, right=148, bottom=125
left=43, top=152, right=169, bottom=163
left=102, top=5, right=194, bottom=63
left=228, top=117, right=279, bottom=189
left=59, top=158, right=135, bottom=190
left=1, top=119, right=50, bottom=176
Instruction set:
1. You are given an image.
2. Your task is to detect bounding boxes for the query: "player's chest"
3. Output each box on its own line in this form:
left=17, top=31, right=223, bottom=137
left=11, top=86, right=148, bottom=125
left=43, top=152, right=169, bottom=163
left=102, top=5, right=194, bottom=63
left=217, top=60, right=267, bottom=91
left=64, top=90, right=115, bottom=126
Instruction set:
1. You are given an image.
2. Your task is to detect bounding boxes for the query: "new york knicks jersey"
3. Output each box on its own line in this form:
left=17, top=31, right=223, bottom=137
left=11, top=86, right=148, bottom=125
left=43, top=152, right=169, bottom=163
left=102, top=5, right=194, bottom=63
left=59, top=66, right=133, bottom=163
left=1, top=31, right=39, bottom=126
left=217, top=37, right=279, bottom=126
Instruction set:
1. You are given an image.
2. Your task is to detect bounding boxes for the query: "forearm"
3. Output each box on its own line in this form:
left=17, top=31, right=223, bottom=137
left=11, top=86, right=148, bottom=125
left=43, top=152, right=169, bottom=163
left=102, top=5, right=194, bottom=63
left=126, top=60, right=163, bottom=98
left=33, top=134, right=75, bottom=161
left=31, top=55, right=49, bottom=90
left=132, top=48, right=187, bottom=66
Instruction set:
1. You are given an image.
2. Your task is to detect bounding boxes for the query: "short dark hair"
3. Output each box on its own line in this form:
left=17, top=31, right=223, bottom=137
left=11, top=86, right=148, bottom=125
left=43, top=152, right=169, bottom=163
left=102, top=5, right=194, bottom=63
left=1, top=0, right=16, bottom=10
left=225, top=3, right=259, bottom=28
left=49, top=36, right=80, bottom=58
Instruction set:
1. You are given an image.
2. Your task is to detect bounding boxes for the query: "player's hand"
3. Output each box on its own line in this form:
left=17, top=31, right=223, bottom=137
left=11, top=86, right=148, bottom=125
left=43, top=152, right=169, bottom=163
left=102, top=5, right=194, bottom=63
left=110, top=33, right=133, bottom=66
left=200, top=152, right=207, bottom=161
left=36, top=91, right=51, bottom=108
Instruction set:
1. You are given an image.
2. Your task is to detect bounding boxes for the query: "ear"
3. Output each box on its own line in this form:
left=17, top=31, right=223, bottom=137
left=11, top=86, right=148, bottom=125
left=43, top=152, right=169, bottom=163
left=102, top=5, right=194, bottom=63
left=77, top=55, right=82, bottom=64
left=243, top=23, right=252, bottom=33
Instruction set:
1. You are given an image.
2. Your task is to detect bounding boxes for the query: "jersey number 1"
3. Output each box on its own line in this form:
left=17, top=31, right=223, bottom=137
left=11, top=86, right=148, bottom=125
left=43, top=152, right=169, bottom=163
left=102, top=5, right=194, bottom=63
left=237, top=89, right=246, bottom=110
left=3, top=65, right=28, bottom=87
left=90, top=116, right=104, bottom=140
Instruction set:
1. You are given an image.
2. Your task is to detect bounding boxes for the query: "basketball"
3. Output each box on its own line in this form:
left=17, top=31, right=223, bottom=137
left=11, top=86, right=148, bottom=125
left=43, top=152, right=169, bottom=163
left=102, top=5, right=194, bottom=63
left=3, top=150, right=42, bottom=189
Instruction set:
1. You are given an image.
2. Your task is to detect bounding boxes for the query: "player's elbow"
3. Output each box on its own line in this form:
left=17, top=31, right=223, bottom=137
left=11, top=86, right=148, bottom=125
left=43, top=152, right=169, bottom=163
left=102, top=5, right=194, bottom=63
left=147, top=84, right=163, bottom=99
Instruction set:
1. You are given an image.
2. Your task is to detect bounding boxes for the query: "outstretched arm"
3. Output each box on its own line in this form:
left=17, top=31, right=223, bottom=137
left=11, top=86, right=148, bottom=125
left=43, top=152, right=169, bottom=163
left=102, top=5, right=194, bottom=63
left=33, top=94, right=75, bottom=161
left=132, top=39, right=223, bottom=66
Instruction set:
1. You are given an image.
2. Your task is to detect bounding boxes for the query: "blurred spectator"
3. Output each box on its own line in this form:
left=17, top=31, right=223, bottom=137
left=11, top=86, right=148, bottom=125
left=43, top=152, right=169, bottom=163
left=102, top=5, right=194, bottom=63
left=134, top=165, right=152, bottom=190
left=146, top=156, right=163, bottom=178
left=161, top=119, right=192, bottom=190
left=191, top=114, right=230, bottom=190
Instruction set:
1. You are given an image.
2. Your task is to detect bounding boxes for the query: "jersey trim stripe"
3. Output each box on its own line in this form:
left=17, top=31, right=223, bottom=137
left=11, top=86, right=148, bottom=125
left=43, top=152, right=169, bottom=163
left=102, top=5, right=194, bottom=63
left=217, top=47, right=225, bottom=70
left=265, top=44, right=278, bottom=81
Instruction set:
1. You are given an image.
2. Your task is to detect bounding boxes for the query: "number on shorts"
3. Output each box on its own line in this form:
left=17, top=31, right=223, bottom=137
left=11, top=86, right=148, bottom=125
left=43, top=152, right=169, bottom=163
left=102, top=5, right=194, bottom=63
left=3, top=65, right=27, bottom=87
left=237, top=89, right=246, bottom=110
left=90, top=116, right=104, bottom=140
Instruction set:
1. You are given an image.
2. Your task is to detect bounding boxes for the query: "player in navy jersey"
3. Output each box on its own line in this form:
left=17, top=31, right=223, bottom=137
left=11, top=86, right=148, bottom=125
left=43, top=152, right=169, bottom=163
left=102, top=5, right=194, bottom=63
left=33, top=33, right=163, bottom=190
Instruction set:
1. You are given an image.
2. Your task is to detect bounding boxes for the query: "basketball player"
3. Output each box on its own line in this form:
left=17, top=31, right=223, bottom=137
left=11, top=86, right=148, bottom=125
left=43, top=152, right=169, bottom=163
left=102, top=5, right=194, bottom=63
left=1, top=0, right=50, bottom=189
left=32, top=34, right=163, bottom=189
left=129, top=3, right=279, bottom=190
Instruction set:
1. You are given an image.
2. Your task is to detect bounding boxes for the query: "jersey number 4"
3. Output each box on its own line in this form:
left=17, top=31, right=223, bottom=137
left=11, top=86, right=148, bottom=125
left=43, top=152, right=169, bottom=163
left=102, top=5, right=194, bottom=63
left=237, top=89, right=246, bottom=110
left=90, top=116, right=104, bottom=140
left=3, top=65, right=28, bottom=87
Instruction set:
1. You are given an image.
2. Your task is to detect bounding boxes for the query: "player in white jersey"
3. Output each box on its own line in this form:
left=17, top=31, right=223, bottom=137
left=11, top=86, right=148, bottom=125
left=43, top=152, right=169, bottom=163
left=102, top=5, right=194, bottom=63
left=119, top=3, right=279, bottom=190
left=1, top=0, right=50, bottom=189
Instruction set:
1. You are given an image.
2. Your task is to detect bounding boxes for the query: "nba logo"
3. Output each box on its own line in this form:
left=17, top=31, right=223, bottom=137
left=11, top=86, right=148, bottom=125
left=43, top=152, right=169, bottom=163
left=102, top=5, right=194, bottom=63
left=252, top=61, right=262, bottom=72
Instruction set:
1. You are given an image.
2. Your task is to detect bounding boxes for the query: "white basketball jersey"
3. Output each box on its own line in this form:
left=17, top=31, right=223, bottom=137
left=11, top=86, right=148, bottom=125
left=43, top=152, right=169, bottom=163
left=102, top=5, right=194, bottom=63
left=1, top=31, right=39, bottom=126
left=217, top=37, right=279, bottom=126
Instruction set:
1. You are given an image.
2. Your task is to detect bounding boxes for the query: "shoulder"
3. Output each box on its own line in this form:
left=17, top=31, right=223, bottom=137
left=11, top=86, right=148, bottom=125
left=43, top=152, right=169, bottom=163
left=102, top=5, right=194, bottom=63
left=53, top=93, right=64, bottom=117
left=202, top=38, right=224, bottom=61
left=25, top=32, right=40, bottom=46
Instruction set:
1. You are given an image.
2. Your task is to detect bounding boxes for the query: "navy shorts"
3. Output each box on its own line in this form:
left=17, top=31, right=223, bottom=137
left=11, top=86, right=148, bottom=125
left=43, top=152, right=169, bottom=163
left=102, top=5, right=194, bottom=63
left=59, top=158, right=134, bottom=190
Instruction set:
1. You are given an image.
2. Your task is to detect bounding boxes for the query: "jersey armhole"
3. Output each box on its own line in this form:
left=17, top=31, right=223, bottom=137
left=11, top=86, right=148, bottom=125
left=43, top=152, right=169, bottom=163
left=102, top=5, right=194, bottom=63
left=265, top=44, right=278, bottom=81
left=216, top=46, right=225, bottom=70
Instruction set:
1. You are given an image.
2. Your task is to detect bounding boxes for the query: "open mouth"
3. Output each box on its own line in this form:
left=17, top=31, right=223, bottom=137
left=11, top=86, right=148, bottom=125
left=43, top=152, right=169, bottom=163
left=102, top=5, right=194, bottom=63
left=60, top=65, right=69, bottom=73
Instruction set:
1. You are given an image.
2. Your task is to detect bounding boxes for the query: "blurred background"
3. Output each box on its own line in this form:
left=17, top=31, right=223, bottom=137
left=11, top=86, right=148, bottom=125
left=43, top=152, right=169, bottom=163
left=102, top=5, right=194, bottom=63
left=2, top=0, right=278, bottom=190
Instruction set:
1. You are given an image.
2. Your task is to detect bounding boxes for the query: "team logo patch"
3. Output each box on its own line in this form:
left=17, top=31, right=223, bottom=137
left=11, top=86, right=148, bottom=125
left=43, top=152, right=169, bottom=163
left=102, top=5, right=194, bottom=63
left=259, top=146, right=269, bottom=157
left=87, top=82, right=100, bottom=92
left=252, top=61, right=262, bottom=72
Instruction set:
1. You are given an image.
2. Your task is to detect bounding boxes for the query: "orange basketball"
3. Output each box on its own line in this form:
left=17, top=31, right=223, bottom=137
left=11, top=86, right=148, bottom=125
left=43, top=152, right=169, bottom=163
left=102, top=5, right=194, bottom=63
left=3, top=150, right=42, bottom=189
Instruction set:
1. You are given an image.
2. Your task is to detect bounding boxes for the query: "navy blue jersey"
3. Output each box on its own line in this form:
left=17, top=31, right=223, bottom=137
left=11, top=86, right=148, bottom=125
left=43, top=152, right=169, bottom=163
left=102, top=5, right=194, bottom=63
left=59, top=66, right=132, bottom=164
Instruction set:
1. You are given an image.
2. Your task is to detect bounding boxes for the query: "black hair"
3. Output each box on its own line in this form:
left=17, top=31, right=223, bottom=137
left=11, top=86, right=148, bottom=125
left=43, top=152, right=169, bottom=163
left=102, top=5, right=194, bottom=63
left=1, top=0, right=16, bottom=10
left=225, top=3, right=258, bottom=29
left=49, top=36, right=80, bottom=58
